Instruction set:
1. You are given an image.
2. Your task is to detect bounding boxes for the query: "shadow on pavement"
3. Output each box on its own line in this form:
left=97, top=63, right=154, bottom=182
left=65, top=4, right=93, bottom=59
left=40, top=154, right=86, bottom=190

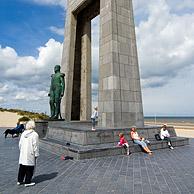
left=33, top=172, right=58, bottom=184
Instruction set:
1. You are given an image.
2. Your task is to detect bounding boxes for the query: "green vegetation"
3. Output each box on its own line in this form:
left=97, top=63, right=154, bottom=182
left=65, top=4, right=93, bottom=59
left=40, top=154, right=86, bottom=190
left=18, top=116, right=30, bottom=122
left=0, top=108, right=49, bottom=120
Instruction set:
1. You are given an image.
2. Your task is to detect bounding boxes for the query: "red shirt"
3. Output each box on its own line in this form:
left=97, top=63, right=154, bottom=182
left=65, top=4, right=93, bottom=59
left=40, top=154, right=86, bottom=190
left=119, top=136, right=127, bottom=146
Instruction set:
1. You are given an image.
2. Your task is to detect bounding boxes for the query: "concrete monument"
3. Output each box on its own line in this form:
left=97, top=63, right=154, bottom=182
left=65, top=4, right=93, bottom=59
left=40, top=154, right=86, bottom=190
left=61, top=0, right=144, bottom=128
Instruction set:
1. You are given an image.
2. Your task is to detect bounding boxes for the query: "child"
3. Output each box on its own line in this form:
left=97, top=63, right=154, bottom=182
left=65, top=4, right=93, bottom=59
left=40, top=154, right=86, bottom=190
left=91, top=106, right=98, bottom=130
left=117, top=133, right=131, bottom=155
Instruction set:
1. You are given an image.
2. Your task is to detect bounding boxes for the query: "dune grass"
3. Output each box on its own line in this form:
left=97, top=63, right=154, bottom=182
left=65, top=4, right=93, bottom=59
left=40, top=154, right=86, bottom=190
left=0, top=108, right=49, bottom=121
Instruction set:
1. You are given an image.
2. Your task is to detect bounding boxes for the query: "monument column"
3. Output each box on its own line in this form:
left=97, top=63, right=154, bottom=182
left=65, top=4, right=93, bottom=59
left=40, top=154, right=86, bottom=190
left=61, top=8, right=77, bottom=121
left=61, top=3, right=92, bottom=121
left=80, top=20, right=92, bottom=120
left=98, top=0, right=144, bottom=127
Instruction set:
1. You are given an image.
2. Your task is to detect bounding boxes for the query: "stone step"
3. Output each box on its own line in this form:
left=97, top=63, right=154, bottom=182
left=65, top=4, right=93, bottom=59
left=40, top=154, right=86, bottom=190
left=44, top=121, right=177, bottom=146
left=40, top=137, right=189, bottom=160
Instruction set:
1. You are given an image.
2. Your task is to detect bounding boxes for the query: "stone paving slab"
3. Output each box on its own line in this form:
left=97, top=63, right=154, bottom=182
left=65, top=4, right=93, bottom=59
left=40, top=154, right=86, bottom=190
left=1, top=127, right=194, bottom=194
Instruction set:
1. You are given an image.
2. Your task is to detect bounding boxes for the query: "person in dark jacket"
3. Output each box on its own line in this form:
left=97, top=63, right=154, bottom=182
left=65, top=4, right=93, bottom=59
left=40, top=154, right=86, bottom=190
left=4, top=121, right=25, bottom=138
left=13, top=122, right=25, bottom=136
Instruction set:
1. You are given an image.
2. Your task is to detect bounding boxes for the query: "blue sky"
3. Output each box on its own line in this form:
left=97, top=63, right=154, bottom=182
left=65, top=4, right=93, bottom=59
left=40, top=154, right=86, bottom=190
left=0, top=0, right=194, bottom=116
left=0, top=0, right=64, bottom=56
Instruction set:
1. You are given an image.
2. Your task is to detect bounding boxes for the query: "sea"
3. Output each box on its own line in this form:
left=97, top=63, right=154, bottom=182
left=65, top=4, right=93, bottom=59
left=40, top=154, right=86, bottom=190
left=144, top=116, right=194, bottom=124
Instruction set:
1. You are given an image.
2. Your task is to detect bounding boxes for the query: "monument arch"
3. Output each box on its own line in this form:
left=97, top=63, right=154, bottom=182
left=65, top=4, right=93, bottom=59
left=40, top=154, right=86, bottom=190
left=61, top=0, right=144, bottom=128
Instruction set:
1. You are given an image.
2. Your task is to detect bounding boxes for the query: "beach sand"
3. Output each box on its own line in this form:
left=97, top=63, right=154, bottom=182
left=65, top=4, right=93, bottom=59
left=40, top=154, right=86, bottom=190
left=0, top=111, right=21, bottom=127
left=0, top=111, right=193, bottom=138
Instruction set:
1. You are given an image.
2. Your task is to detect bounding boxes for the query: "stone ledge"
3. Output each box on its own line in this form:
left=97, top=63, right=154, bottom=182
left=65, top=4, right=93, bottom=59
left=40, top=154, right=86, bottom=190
left=40, top=137, right=189, bottom=160
left=45, top=123, right=177, bottom=146
left=38, top=121, right=189, bottom=159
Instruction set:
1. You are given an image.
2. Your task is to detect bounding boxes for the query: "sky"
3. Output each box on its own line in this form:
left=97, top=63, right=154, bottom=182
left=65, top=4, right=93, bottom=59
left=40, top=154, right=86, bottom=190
left=0, top=0, right=194, bottom=116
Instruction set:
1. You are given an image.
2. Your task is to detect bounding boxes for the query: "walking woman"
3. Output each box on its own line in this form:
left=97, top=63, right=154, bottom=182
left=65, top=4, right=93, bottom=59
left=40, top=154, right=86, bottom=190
left=17, top=120, right=39, bottom=187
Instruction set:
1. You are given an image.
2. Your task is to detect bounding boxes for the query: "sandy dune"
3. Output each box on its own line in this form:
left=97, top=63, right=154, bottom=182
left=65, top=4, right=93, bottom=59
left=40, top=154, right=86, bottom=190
left=0, top=111, right=22, bottom=127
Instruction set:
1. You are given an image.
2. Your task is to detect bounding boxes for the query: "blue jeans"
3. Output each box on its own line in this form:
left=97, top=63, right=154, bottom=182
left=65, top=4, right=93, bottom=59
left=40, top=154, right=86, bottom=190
left=134, top=139, right=147, bottom=148
left=91, top=118, right=96, bottom=128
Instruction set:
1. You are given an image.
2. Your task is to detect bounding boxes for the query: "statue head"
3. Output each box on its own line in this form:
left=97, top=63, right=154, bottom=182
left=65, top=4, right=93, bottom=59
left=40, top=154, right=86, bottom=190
left=54, top=65, right=61, bottom=73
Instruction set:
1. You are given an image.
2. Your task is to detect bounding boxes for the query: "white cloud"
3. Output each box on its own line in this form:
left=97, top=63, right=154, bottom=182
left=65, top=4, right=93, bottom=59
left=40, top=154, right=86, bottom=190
left=136, top=0, right=194, bottom=88
left=91, top=16, right=99, bottom=84
left=0, top=84, right=9, bottom=93
left=14, top=94, right=26, bottom=100
left=0, top=46, right=18, bottom=70
left=36, top=39, right=63, bottom=69
left=31, top=0, right=66, bottom=8
left=133, top=0, right=150, bottom=19
left=49, top=26, right=64, bottom=36
left=0, top=97, right=6, bottom=103
left=14, top=91, right=48, bottom=101
left=91, top=16, right=99, bottom=107
left=166, top=0, right=194, bottom=11
left=1, top=39, right=63, bottom=77
left=133, top=0, right=194, bottom=115
left=92, top=83, right=98, bottom=91
left=92, top=16, right=99, bottom=48
left=142, top=64, right=194, bottom=116
left=0, top=39, right=63, bottom=113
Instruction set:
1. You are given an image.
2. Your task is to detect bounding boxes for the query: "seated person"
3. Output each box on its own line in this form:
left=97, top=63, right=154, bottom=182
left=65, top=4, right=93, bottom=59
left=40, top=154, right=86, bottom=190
left=117, top=133, right=131, bottom=155
left=130, top=126, right=152, bottom=155
left=15, top=122, right=24, bottom=132
left=4, top=121, right=25, bottom=138
left=12, top=122, right=24, bottom=137
left=160, top=124, right=174, bottom=149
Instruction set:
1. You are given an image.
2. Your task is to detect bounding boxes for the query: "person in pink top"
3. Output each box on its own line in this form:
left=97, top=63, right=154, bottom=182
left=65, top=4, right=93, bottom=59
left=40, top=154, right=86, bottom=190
left=117, top=133, right=131, bottom=155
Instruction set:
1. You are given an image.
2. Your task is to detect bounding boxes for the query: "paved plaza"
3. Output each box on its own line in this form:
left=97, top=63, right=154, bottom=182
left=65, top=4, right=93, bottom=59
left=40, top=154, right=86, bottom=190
left=1, top=127, right=194, bottom=194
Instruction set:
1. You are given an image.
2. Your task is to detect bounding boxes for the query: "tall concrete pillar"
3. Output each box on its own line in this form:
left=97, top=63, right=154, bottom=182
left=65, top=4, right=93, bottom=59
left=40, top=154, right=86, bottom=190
left=61, top=8, right=77, bottom=121
left=98, top=0, right=144, bottom=127
left=80, top=20, right=92, bottom=120
left=61, top=0, right=94, bottom=121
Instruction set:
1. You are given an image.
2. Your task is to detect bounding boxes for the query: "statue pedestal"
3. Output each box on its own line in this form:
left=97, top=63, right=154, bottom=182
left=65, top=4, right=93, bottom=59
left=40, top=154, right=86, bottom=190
left=37, top=121, right=189, bottom=160
left=35, top=120, right=48, bottom=138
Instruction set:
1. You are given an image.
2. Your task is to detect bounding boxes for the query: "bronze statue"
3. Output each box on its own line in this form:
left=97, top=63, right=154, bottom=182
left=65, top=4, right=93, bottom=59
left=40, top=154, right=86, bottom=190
left=48, top=65, right=65, bottom=119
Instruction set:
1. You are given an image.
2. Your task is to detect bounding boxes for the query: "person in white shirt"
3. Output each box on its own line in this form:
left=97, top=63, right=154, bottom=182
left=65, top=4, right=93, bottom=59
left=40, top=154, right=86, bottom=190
left=160, top=124, right=174, bottom=149
left=91, top=106, right=98, bottom=130
left=17, top=120, right=39, bottom=187
left=130, top=126, right=152, bottom=155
